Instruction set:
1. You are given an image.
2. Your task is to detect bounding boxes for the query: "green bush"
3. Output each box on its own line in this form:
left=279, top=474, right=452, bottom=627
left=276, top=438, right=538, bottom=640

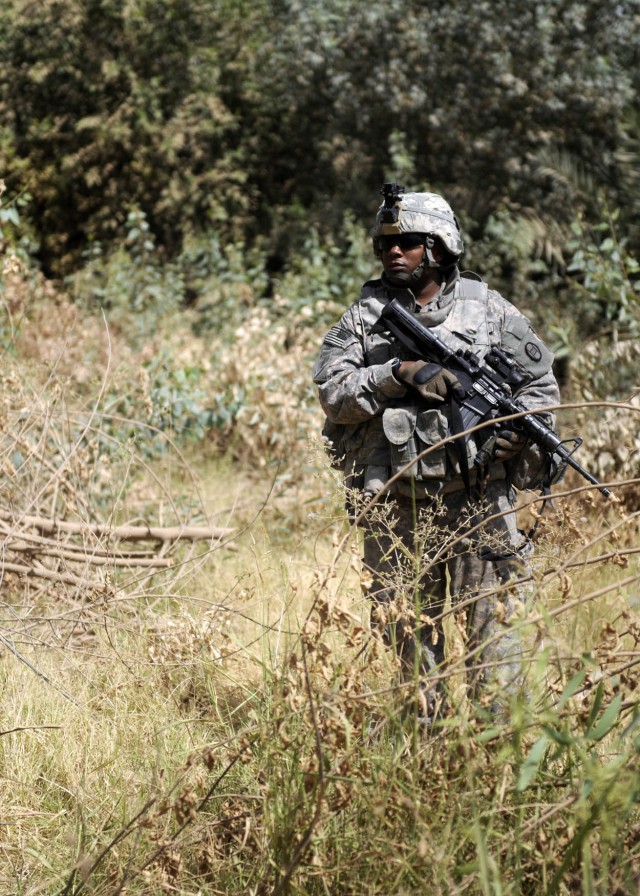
left=565, top=211, right=640, bottom=343
left=2, top=0, right=640, bottom=287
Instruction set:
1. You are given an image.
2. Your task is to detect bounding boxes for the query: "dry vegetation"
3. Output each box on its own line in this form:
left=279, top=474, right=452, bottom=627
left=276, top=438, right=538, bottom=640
left=1, top=262, right=640, bottom=896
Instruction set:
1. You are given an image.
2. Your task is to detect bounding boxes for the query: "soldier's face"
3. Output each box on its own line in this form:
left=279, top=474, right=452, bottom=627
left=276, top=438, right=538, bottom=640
left=380, top=233, right=426, bottom=279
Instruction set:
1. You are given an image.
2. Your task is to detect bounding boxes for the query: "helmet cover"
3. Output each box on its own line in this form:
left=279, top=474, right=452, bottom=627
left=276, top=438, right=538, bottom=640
left=372, top=189, right=464, bottom=258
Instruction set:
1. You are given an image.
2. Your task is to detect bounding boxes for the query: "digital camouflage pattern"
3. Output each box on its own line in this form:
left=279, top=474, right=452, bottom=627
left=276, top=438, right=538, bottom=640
left=313, top=267, right=559, bottom=495
left=313, top=263, right=561, bottom=717
left=372, top=191, right=465, bottom=258
left=361, top=484, right=534, bottom=718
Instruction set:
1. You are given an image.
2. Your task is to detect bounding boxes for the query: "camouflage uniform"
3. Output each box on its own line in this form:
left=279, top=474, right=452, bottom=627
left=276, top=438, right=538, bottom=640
left=313, top=264, right=560, bottom=715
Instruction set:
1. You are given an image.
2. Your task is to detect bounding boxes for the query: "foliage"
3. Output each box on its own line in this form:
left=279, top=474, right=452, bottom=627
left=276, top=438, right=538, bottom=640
left=565, top=210, right=640, bottom=341
left=61, top=211, right=371, bottom=472
left=1, top=0, right=640, bottom=295
left=3, top=199, right=640, bottom=894
left=1, top=410, right=640, bottom=894
left=0, top=180, right=21, bottom=243
left=539, top=207, right=640, bottom=494
left=68, top=209, right=186, bottom=325
left=267, top=214, right=375, bottom=330
left=0, top=0, right=268, bottom=272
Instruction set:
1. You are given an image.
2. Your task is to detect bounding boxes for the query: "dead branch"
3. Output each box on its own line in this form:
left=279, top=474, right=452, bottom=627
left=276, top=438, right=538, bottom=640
left=0, top=522, right=157, bottom=557
left=0, top=508, right=235, bottom=587
left=0, top=559, right=95, bottom=588
left=3, top=541, right=173, bottom=568
left=0, top=509, right=234, bottom=543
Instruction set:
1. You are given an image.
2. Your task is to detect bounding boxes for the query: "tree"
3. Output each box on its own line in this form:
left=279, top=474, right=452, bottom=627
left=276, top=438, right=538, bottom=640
left=1, top=0, right=639, bottom=280
left=245, top=0, right=640, bottom=254
left=0, top=0, right=267, bottom=272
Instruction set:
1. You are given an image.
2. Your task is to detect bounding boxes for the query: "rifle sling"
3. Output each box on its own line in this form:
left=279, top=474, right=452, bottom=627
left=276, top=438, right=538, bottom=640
left=449, top=399, right=472, bottom=497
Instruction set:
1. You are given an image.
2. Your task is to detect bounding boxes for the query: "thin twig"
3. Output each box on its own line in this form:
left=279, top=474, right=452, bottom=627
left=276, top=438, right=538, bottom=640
left=0, top=632, right=82, bottom=707
left=0, top=724, right=62, bottom=737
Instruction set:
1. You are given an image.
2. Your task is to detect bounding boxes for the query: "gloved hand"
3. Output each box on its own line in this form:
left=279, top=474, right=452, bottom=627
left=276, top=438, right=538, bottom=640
left=494, top=429, right=528, bottom=460
left=396, top=361, right=465, bottom=403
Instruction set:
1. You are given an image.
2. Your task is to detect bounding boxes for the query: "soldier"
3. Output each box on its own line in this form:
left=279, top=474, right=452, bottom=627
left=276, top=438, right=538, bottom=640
left=312, top=185, right=561, bottom=721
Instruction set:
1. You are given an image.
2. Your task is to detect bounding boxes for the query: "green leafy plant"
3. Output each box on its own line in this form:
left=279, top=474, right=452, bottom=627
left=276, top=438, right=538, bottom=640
left=566, top=209, right=640, bottom=342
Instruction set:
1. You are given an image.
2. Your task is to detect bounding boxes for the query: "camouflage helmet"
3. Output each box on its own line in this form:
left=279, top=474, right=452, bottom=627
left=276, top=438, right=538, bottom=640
left=372, top=183, right=464, bottom=260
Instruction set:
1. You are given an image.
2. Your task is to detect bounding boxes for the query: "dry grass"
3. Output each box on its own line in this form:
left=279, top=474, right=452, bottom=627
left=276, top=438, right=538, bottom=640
left=2, top=464, right=638, bottom=894
left=1, top=264, right=640, bottom=895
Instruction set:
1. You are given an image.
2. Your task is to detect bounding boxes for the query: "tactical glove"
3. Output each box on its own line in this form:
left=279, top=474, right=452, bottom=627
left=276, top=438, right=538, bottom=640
left=396, top=361, right=465, bottom=404
left=494, top=429, right=528, bottom=460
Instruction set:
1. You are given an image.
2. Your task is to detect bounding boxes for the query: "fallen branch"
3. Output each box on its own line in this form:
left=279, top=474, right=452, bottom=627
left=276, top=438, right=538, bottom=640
left=0, top=520, right=158, bottom=557
left=0, top=559, right=95, bottom=588
left=0, top=508, right=236, bottom=587
left=0, top=510, right=234, bottom=543
left=3, top=541, right=173, bottom=568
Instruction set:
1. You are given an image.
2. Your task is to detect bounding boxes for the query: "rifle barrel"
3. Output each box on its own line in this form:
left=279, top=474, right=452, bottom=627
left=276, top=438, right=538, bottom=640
left=556, top=447, right=612, bottom=498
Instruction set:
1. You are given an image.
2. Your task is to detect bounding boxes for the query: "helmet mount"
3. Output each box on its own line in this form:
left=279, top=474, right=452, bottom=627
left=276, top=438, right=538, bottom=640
left=379, top=182, right=406, bottom=226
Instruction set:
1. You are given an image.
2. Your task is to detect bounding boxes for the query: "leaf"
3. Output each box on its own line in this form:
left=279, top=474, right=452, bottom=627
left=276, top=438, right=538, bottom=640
left=585, top=694, right=623, bottom=742
left=586, top=680, right=605, bottom=729
left=516, top=735, right=549, bottom=792
left=620, top=709, right=640, bottom=739
left=475, top=727, right=502, bottom=743
left=543, top=725, right=574, bottom=747
left=555, top=669, right=587, bottom=710
left=0, top=206, right=20, bottom=226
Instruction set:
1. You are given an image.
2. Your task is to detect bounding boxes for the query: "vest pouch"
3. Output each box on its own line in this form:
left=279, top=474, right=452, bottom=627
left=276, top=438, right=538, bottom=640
left=383, top=407, right=419, bottom=478
left=321, top=418, right=365, bottom=469
left=415, top=408, right=448, bottom=478
left=383, top=407, right=448, bottom=480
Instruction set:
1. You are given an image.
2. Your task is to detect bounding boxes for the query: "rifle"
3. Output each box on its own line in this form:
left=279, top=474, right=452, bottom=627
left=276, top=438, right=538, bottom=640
left=381, top=298, right=611, bottom=498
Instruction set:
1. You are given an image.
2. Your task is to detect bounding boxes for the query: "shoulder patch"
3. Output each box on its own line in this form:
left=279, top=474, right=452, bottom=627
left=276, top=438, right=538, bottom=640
left=524, top=341, right=542, bottom=363
left=323, top=326, right=352, bottom=349
left=501, top=314, right=553, bottom=379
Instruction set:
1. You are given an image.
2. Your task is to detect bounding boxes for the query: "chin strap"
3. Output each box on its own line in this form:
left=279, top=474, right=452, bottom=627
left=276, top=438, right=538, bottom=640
left=385, top=237, right=452, bottom=287
left=386, top=260, right=427, bottom=287
left=424, top=238, right=440, bottom=269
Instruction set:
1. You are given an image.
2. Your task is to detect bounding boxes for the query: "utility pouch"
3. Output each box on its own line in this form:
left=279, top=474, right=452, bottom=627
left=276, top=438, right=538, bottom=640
left=321, top=418, right=364, bottom=470
left=382, top=406, right=448, bottom=480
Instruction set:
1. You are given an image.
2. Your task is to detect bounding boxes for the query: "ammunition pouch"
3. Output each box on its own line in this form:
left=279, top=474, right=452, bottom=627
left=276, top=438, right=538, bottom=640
left=382, top=406, right=448, bottom=480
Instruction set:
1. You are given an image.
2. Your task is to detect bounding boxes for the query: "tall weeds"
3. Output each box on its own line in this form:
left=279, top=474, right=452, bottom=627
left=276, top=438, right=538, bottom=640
left=1, top=258, right=639, bottom=895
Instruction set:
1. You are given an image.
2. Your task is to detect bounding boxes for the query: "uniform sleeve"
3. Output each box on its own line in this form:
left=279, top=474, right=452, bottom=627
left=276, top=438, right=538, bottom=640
left=509, top=362, right=560, bottom=426
left=501, top=312, right=560, bottom=420
left=312, top=305, right=407, bottom=424
left=491, top=292, right=562, bottom=488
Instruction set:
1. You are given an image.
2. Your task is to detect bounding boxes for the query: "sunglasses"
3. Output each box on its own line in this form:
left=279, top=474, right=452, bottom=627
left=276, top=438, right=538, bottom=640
left=378, top=233, right=427, bottom=252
